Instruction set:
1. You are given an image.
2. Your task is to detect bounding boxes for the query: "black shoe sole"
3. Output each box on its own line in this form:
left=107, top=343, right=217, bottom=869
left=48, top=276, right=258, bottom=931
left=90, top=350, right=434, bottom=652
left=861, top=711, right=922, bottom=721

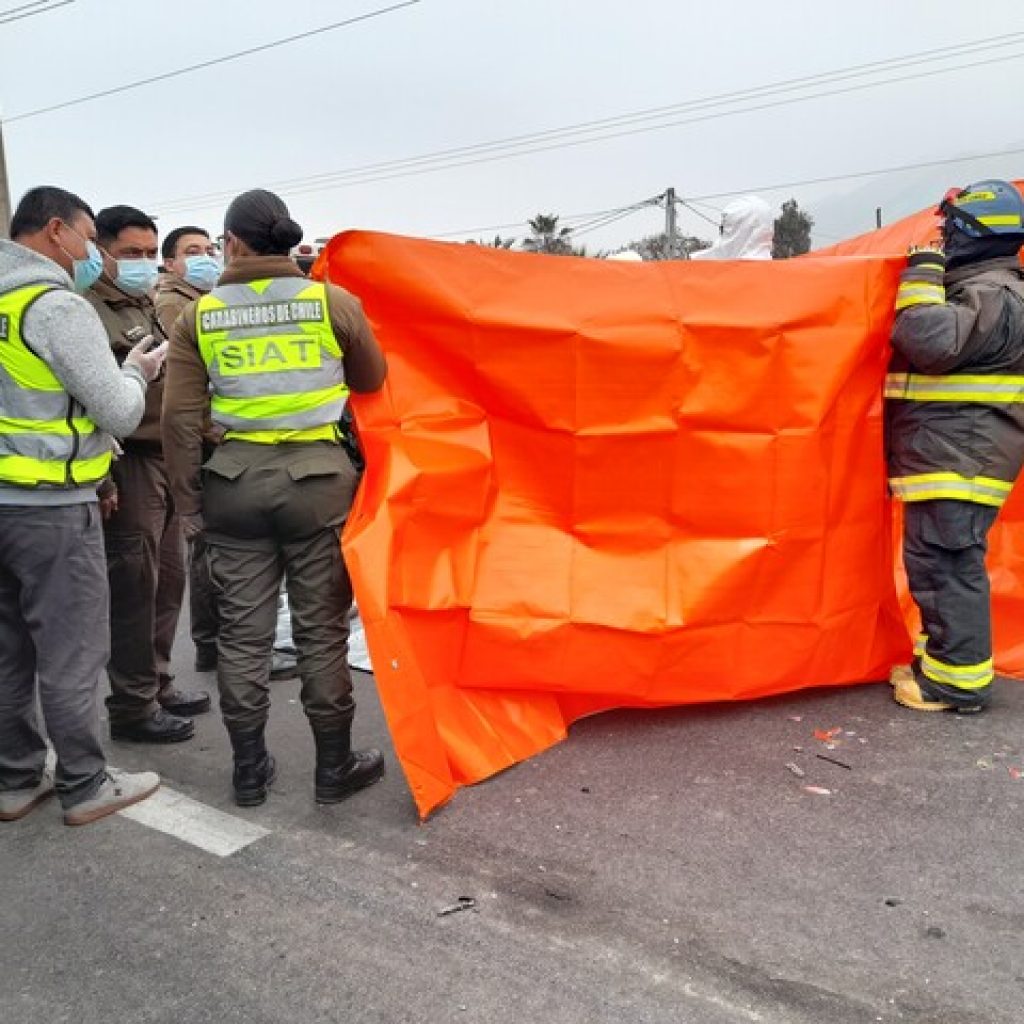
left=315, top=763, right=386, bottom=804
left=110, top=725, right=195, bottom=744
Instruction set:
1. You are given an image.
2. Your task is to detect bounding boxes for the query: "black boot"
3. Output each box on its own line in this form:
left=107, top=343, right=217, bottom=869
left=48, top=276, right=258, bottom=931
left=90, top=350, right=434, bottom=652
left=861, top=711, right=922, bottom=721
left=312, top=722, right=385, bottom=804
left=227, top=725, right=277, bottom=807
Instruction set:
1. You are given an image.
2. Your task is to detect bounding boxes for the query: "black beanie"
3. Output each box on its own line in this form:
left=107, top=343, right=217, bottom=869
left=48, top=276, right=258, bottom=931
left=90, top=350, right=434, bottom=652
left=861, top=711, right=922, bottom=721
left=224, top=189, right=303, bottom=256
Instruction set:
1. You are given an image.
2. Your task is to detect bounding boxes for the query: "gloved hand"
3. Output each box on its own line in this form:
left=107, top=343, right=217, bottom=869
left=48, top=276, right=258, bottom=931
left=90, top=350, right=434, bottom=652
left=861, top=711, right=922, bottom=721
left=123, top=335, right=169, bottom=383
left=894, top=245, right=946, bottom=313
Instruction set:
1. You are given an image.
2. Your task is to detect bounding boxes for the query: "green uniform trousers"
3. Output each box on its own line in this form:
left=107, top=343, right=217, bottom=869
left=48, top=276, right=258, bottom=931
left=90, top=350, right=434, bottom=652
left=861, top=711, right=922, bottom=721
left=201, top=440, right=359, bottom=731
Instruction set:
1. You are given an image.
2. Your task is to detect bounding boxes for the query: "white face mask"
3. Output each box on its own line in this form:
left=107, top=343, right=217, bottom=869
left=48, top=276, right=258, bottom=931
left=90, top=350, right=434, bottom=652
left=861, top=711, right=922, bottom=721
left=114, top=258, right=160, bottom=296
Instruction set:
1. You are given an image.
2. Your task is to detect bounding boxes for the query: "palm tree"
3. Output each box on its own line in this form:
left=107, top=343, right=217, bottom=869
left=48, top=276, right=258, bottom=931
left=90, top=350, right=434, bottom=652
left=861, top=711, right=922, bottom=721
left=521, top=213, right=576, bottom=255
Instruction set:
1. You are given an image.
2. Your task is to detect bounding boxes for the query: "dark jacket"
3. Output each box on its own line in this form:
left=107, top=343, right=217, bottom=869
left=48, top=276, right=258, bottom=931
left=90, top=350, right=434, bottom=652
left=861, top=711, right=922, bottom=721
left=885, top=256, right=1024, bottom=506
left=86, top=279, right=167, bottom=450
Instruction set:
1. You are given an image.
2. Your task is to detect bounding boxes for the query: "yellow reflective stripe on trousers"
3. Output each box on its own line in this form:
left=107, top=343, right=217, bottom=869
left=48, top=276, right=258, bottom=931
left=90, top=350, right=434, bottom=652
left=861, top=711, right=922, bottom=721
left=914, top=633, right=927, bottom=657
left=888, top=473, right=1013, bottom=506
left=885, top=372, right=1024, bottom=402
left=920, top=652, right=994, bottom=689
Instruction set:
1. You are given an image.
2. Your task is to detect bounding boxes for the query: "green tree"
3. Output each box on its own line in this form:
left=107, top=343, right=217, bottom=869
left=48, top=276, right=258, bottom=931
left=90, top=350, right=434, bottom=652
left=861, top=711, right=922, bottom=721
left=772, top=199, right=814, bottom=259
left=617, top=232, right=711, bottom=261
left=521, top=214, right=582, bottom=256
left=468, top=234, right=516, bottom=249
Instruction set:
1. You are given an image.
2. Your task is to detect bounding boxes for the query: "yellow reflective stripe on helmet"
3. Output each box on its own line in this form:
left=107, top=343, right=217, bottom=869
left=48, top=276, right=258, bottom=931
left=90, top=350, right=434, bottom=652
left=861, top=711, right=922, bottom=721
left=889, top=472, right=1012, bottom=506
left=0, top=416, right=96, bottom=436
left=920, top=652, right=994, bottom=689
left=884, top=372, right=1024, bottom=402
left=977, top=213, right=1023, bottom=227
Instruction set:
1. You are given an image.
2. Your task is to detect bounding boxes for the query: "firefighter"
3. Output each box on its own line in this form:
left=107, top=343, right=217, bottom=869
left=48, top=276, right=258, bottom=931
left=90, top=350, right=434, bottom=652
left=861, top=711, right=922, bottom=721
left=162, top=189, right=387, bottom=806
left=886, top=180, right=1024, bottom=712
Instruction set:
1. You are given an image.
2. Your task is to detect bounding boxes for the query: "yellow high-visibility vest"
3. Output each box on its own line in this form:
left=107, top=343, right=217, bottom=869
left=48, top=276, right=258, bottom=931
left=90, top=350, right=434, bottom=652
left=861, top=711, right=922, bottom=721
left=196, top=278, right=348, bottom=444
left=0, top=283, right=112, bottom=487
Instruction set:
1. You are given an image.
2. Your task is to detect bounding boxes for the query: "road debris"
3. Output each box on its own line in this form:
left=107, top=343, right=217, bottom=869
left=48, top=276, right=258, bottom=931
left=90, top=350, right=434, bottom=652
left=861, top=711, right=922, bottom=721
left=813, top=727, right=842, bottom=742
left=816, top=753, right=853, bottom=771
left=802, top=785, right=832, bottom=796
left=784, top=762, right=806, bottom=778
left=437, top=897, right=477, bottom=917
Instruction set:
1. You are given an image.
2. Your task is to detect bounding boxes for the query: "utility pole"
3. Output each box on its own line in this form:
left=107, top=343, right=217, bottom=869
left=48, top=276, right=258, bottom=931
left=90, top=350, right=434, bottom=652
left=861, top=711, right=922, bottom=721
left=0, top=118, right=10, bottom=239
left=665, top=187, right=677, bottom=258
left=875, top=206, right=883, bottom=230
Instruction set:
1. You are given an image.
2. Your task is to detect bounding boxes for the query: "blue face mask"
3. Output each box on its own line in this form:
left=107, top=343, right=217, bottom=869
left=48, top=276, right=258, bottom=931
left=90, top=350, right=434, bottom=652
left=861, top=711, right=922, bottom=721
left=183, top=254, right=221, bottom=291
left=114, top=258, right=160, bottom=297
left=73, top=241, right=106, bottom=293
left=59, top=223, right=105, bottom=293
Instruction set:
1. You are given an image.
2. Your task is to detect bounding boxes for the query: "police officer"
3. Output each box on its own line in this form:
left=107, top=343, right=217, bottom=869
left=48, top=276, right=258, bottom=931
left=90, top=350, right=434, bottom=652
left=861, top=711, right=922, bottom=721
left=886, top=180, right=1024, bottom=712
left=162, top=189, right=387, bottom=806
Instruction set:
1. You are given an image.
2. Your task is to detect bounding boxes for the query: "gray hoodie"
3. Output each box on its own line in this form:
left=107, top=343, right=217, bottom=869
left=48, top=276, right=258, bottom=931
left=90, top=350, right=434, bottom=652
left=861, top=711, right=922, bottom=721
left=0, top=239, right=148, bottom=505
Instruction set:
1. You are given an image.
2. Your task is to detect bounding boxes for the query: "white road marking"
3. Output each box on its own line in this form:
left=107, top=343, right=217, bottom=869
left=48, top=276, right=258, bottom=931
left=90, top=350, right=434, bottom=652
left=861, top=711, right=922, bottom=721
left=117, top=786, right=270, bottom=857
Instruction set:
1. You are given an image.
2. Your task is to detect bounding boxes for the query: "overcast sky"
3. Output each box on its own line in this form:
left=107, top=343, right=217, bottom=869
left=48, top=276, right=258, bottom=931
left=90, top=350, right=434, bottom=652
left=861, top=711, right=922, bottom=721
left=2, top=0, right=1023, bottom=253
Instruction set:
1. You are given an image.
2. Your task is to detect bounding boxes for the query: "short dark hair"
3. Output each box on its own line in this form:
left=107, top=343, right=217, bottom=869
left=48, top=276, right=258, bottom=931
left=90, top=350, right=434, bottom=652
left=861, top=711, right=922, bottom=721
left=10, top=186, right=94, bottom=240
left=95, top=205, right=158, bottom=247
left=161, top=225, right=210, bottom=260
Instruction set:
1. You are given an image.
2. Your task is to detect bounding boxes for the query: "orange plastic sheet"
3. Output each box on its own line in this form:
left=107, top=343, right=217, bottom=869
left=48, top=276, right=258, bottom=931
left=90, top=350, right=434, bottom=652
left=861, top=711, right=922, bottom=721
left=322, top=231, right=925, bottom=818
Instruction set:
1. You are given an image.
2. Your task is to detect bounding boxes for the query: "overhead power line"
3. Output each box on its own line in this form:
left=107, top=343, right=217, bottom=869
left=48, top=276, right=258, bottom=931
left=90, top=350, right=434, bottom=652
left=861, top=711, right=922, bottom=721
left=427, top=144, right=1024, bottom=242
left=3, top=1, right=420, bottom=123
left=148, top=32, right=1024, bottom=215
left=0, top=0, right=73, bottom=25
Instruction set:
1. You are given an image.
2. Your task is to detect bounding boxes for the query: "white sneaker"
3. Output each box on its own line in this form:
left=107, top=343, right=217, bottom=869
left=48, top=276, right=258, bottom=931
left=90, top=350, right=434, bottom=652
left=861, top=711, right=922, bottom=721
left=63, top=770, right=160, bottom=827
left=0, top=772, right=55, bottom=822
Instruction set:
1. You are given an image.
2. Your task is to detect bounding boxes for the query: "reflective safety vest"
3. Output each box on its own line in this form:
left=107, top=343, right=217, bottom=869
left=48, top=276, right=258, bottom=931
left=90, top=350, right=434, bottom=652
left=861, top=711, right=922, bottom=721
left=0, top=283, right=113, bottom=488
left=195, top=278, right=348, bottom=444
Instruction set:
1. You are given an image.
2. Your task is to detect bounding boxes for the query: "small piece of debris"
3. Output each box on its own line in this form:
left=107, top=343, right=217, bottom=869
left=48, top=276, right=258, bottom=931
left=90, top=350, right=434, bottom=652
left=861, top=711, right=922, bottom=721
left=816, top=753, right=853, bottom=771
left=784, top=762, right=806, bottom=778
left=924, top=925, right=946, bottom=939
left=580, top=786, right=591, bottom=794
left=1009, top=766, right=1022, bottom=780
left=813, top=727, right=842, bottom=742
left=788, top=715, right=803, bottom=722
left=884, top=897, right=902, bottom=907
left=976, top=759, right=993, bottom=770
left=803, top=785, right=832, bottom=796
left=437, top=897, right=477, bottom=917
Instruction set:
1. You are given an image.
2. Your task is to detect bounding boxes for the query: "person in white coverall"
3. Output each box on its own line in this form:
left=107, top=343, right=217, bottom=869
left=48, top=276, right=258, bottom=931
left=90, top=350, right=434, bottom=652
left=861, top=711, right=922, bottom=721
left=691, top=195, right=775, bottom=261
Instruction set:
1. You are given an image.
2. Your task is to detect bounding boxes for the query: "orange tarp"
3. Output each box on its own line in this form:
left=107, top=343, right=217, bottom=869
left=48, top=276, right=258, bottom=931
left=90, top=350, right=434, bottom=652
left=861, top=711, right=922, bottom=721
left=322, top=184, right=1024, bottom=817
left=323, top=232, right=927, bottom=818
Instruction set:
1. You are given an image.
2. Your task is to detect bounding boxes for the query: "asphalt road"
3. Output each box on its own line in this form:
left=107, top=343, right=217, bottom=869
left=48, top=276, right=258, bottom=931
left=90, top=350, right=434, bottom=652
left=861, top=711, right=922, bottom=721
left=3, top=625, right=1023, bottom=1024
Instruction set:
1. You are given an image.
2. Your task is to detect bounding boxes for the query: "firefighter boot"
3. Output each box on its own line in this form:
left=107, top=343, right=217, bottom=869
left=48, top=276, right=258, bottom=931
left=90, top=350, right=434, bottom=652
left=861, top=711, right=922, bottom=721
left=893, top=665, right=987, bottom=715
left=227, top=725, right=277, bottom=807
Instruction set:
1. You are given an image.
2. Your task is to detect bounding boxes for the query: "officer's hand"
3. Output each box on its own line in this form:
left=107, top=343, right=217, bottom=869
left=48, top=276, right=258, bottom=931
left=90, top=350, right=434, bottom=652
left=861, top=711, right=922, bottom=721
left=181, top=513, right=205, bottom=542
left=99, top=489, right=119, bottom=520
left=124, top=336, right=169, bottom=383
left=895, top=245, right=946, bottom=313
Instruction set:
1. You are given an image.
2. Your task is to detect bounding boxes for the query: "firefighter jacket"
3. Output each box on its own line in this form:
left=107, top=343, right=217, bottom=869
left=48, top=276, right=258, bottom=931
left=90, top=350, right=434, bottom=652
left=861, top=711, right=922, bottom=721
left=885, top=255, right=1024, bottom=507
